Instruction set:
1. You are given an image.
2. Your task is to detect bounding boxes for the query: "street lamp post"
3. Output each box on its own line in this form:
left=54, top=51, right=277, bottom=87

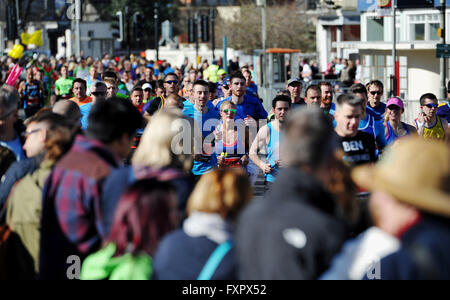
left=154, top=3, right=159, bottom=61
left=256, top=0, right=267, bottom=53
left=441, top=0, right=447, bottom=100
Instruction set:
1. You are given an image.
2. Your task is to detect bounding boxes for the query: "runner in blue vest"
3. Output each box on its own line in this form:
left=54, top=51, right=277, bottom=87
left=250, top=95, right=290, bottom=190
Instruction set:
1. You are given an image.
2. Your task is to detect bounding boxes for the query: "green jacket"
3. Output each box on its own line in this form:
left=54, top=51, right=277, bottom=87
left=81, top=243, right=152, bottom=280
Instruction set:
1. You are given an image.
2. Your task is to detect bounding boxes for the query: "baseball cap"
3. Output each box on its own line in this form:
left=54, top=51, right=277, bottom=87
left=142, top=83, right=153, bottom=91
left=218, top=69, right=227, bottom=76
left=220, top=77, right=231, bottom=88
left=287, top=78, right=302, bottom=86
left=386, top=97, right=404, bottom=110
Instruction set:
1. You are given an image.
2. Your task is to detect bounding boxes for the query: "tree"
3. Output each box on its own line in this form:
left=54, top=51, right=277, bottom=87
left=215, top=2, right=316, bottom=54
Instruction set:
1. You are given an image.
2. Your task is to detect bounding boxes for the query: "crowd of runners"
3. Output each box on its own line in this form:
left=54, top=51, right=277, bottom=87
left=0, top=53, right=449, bottom=280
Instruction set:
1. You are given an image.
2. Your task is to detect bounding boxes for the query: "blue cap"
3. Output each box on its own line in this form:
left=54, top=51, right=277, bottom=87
left=220, top=77, right=231, bottom=87
left=146, top=64, right=154, bottom=69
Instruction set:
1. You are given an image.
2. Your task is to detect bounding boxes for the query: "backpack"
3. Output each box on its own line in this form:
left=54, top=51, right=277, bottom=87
left=0, top=197, right=36, bottom=279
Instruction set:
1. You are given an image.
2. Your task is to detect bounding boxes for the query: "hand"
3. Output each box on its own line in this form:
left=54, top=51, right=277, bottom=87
left=423, top=113, right=431, bottom=124
left=213, top=128, right=222, bottom=141
left=417, top=112, right=425, bottom=124
left=244, top=115, right=257, bottom=127
left=275, top=160, right=283, bottom=168
left=240, top=155, right=249, bottom=166
left=217, top=155, right=224, bottom=166
left=263, top=163, right=272, bottom=174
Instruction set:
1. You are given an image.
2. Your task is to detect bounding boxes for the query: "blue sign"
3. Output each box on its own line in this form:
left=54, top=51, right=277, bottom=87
left=358, top=0, right=378, bottom=12
left=358, top=0, right=436, bottom=11
left=435, top=0, right=450, bottom=6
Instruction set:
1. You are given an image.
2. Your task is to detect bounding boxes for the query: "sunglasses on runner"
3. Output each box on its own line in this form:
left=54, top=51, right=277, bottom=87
left=222, top=109, right=237, bottom=114
left=387, top=105, right=401, bottom=111
left=165, top=80, right=178, bottom=85
left=369, top=91, right=383, bottom=96
left=425, top=103, right=438, bottom=108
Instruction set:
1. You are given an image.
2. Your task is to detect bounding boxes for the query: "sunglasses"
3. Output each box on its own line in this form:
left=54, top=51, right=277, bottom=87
left=387, top=105, right=401, bottom=111
left=222, top=109, right=237, bottom=114
left=165, top=80, right=178, bottom=85
left=425, top=103, right=438, bottom=108
left=369, top=91, right=383, bottom=96
left=223, top=85, right=230, bottom=90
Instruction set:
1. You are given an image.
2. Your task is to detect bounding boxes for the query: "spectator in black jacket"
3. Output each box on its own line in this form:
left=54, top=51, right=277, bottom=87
left=236, top=106, right=349, bottom=279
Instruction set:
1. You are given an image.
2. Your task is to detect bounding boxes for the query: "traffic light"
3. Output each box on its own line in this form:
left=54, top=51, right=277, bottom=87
left=188, top=17, right=196, bottom=43
left=133, top=12, right=145, bottom=42
left=6, top=3, right=18, bottom=41
left=201, top=15, right=209, bottom=42
left=111, top=11, right=124, bottom=42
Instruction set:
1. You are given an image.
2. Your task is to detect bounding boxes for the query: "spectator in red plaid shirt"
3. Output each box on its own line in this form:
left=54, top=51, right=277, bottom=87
left=38, top=97, right=143, bottom=279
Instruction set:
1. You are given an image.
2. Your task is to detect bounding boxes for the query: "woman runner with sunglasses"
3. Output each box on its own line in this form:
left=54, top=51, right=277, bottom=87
left=214, top=101, right=249, bottom=170
left=415, top=93, right=448, bottom=141
left=384, top=97, right=417, bottom=146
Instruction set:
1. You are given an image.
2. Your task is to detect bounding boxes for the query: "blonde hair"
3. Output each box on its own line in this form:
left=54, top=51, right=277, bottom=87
left=132, top=110, right=193, bottom=172
left=187, top=169, right=252, bottom=220
left=219, top=100, right=236, bottom=112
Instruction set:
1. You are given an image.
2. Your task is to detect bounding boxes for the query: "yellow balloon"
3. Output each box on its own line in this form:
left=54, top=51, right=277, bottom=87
left=8, top=44, right=24, bottom=59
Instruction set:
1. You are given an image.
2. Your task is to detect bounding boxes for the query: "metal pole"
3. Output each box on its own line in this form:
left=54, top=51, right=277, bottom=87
left=442, top=0, right=447, bottom=99
left=392, top=0, right=397, bottom=96
left=211, top=8, right=215, bottom=62
left=223, top=36, right=228, bottom=73
left=195, top=12, right=199, bottom=69
left=75, top=0, right=81, bottom=58
left=15, top=0, right=21, bottom=36
left=154, top=3, right=159, bottom=61
left=262, top=0, right=266, bottom=52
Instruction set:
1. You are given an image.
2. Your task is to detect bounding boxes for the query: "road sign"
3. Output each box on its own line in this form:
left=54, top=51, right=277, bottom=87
left=436, top=44, right=450, bottom=58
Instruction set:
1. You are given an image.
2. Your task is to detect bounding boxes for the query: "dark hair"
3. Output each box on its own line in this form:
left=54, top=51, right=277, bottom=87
left=336, top=93, right=364, bottom=110
left=447, top=80, right=450, bottom=91
left=272, top=95, right=291, bottom=108
left=192, top=79, right=210, bottom=91
left=305, top=84, right=321, bottom=97
left=366, top=80, right=384, bottom=91
left=277, top=89, right=291, bottom=97
left=107, top=179, right=177, bottom=256
left=86, top=97, right=143, bottom=144
left=102, top=71, right=118, bottom=81
left=72, top=78, right=87, bottom=90
left=131, top=86, right=143, bottom=95
left=419, top=93, right=438, bottom=106
left=349, top=83, right=368, bottom=97
left=0, top=145, right=16, bottom=177
left=154, top=79, right=165, bottom=91
left=230, top=71, right=245, bottom=83
left=164, top=72, right=179, bottom=81
left=208, top=81, right=217, bottom=94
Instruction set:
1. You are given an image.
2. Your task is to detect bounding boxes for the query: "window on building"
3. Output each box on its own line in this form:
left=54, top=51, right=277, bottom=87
left=367, top=18, right=384, bottom=41
left=409, top=14, right=439, bottom=41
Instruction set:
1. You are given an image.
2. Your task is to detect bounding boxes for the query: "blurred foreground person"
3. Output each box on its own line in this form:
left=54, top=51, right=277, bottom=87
left=102, top=110, right=194, bottom=236
left=153, top=169, right=252, bottom=280
left=39, top=97, right=142, bottom=279
left=236, top=107, right=348, bottom=279
left=80, top=179, right=178, bottom=280
left=353, top=137, right=450, bottom=280
left=4, top=112, right=74, bottom=278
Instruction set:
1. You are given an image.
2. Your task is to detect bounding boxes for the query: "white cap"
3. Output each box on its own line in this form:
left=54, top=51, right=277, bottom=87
left=142, top=83, right=153, bottom=90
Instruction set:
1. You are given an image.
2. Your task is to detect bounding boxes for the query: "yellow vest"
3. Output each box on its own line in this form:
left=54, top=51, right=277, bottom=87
left=423, top=117, right=445, bottom=140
